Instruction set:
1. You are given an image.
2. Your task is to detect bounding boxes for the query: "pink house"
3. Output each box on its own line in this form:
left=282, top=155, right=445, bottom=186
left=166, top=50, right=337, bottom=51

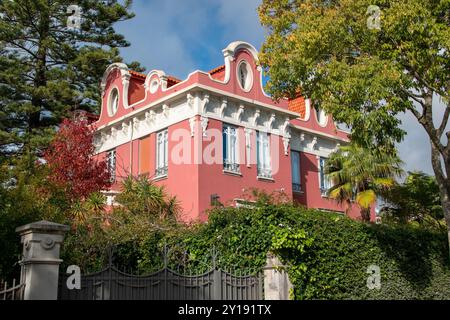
left=94, top=41, right=373, bottom=222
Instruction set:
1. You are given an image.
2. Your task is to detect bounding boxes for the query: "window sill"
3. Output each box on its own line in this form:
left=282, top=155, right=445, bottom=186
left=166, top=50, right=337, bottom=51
left=293, top=190, right=304, bottom=194
left=223, top=169, right=242, bottom=177
left=153, top=174, right=168, bottom=182
left=257, top=176, right=274, bottom=182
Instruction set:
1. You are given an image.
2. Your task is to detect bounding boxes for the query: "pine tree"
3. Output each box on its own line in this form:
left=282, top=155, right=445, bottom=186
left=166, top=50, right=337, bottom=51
left=0, top=0, right=143, bottom=168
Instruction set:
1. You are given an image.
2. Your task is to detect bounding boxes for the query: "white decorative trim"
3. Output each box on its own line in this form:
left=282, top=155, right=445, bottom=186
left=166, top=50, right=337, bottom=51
left=244, top=128, right=252, bottom=167
left=100, top=63, right=129, bottom=98
left=111, top=127, right=117, bottom=139
left=315, top=107, right=329, bottom=127
left=189, top=116, right=196, bottom=137
left=282, top=117, right=291, bottom=137
left=291, top=124, right=349, bottom=142
left=268, top=113, right=276, bottom=130
left=310, top=136, right=318, bottom=150
left=187, top=93, right=194, bottom=108
left=145, top=110, right=156, bottom=124
left=200, top=116, right=208, bottom=137
left=282, top=136, right=290, bottom=156
left=200, top=93, right=210, bottom=114
left=149, top=79, right=159, bottom=94
left=133, top=117, right=140, bottom=130
left=107, top=86, right=120, bottom=117
left=220, top=98, right=227, bottom=117
left=236, top=60, right=253, bottom=92
left=304, top=99, right=311, bottom=121
left=222, top=41, right=259, bottom=63
left=162, top=104, right=170, bottom=117
left=333, top=143, right=341, bottom=153
left=252, top=109, right=260, bottom=127
left=300, top=133, right=305, bottom=146
left=97, top=83, right=298, bottom=132
left=121, top=73, right=131, bottom=87
left=236, top=104, right=245, bottom=122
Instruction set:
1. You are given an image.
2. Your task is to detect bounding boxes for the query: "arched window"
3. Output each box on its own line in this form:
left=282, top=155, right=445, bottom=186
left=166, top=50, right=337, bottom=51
left=237, top=61, right=253, bottom=91
left=108, top=88, right=119, bottom=116
left=316, top=107, right=328, bottom=126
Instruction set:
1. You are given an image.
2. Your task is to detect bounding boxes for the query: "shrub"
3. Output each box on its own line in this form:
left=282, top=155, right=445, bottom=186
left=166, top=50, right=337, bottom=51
left=135, top=203, right=450, bottom=299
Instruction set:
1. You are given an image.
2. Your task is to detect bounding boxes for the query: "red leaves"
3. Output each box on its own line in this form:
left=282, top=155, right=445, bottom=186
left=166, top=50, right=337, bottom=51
left=44, top=117, right=111, bottom=201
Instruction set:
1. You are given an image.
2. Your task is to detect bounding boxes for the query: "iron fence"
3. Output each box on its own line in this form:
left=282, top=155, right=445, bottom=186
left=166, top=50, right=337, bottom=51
left=0, top=279, right=24, bottom=300
left=58, top=247, right=263, bottom=300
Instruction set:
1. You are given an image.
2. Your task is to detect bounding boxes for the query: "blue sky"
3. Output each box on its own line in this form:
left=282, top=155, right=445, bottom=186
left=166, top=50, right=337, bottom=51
left=114, top=0, right=448, bottom=176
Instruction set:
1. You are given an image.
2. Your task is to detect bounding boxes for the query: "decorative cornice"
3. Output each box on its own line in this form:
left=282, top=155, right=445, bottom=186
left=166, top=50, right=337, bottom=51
left=200, top=116, right=208, bottom=137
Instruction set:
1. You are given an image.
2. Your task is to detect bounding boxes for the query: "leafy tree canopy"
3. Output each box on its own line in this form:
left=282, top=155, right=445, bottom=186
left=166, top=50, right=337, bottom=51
left=380, top=171, right=445, bottom=229
left=258, top=0, right=450, bottom=252
left=0, top=0, right=143, bottom=166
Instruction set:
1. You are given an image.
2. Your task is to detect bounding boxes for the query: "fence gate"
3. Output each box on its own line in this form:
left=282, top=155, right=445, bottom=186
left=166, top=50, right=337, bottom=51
left=58, top=255, right=263, bottom=300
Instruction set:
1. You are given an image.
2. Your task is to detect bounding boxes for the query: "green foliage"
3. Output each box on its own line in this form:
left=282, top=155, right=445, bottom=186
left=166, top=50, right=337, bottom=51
left=129, top=201, right=450, bottom=299
left=258, top=0, right=450, bottom=247
left=116, top=175, right=181, bottom=221
left=0, top=0, right=143, bottom=169
left=258, top=0, right=449, bottom=149
left=380, top=171, right=445, bottom=230
left=325, top=144, right=403, bottom=221
left=279, top=211, right=450, bottom=299
left=61, top=175, right=181, bottom=273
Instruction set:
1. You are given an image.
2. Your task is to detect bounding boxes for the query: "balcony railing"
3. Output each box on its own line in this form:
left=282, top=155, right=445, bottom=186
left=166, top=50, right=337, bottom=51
left=155, top=166, right=168, bottom=177
left=292, top=183, right=302, bottom=193
left=223, top=161, right=240, bottom=174
left=257, top=167, right=272, bottom=179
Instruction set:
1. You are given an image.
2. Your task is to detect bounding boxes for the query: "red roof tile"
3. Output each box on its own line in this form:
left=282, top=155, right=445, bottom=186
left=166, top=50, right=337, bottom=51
left=288, top=96, right=306, bottom=119
left=129, top=70, right=146, bottom=79
left=208, top=65, right=225, bottom=75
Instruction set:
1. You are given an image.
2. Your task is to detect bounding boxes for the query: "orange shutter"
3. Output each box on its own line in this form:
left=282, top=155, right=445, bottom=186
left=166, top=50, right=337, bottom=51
left=139, top=135, right=151, bottom=175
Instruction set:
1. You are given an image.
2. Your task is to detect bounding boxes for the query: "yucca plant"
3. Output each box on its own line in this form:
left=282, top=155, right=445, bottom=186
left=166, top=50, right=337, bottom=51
left=325, top=144, right=403, bottom=222
left=116, top=175, right=180, bottom=221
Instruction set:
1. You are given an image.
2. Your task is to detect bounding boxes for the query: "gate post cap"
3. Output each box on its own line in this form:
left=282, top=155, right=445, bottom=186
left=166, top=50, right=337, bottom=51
left=16, top=220, right=70, bottom=235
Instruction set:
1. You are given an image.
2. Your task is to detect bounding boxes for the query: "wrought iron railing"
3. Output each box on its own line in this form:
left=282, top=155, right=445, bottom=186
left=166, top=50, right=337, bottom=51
left=292, top=183, right=302, bottom=193
left=58, top=246, right=263, bottom=300
left=223, top=161, right=240, bottom=174
left=0, top=279, right=24, bottom=300
left=257, top=167, right=272, bottom=179
left=155, top=166, right=168, bottom=177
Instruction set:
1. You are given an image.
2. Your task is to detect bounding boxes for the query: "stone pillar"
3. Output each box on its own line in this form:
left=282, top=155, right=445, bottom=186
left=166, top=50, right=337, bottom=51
left=16, top=220, right=70, bottom=300
left=263, top=253, right=293, bottom=300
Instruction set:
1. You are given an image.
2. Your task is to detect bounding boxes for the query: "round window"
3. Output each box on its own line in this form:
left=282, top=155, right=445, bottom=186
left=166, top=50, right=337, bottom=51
left=316, top=108, right=328, bottom=126
left=108, top=88, right=119, bottom=116
left=149, top=79, right=159, bottom=94
left=237, top=60, right=253, bottom=92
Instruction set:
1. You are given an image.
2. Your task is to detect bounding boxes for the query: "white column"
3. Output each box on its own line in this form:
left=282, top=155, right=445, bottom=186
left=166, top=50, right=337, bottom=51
left=16, top=220, right=69, bottom=300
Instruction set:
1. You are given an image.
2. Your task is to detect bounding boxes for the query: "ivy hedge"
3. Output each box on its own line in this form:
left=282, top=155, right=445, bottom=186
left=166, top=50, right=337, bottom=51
left=133, top=203, right=450, bottom=300
left=58, top=201, right=450, bottom=299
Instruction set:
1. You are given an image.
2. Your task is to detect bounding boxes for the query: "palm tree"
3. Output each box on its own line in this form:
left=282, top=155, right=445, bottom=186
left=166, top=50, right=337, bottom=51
left=116, top=175, right=180, bottom=220
left=325, top=144, right=403, bottom=222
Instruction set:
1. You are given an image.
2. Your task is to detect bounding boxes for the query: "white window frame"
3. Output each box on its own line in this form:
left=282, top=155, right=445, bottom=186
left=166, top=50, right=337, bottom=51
left=319, top=156, right=331, bottom=195
left=155, top=129, right=168, bottom=177
left=236, top=60, right=253, bottom=92
left=108, top=88, right=119, bottom=117
left=291, top=150, right=301, bottom=192
left=257, top=131, right=272, bottom=179
left=223, top=124, right=240, bottom=173
left=106, top=149, right=116, bottom=182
